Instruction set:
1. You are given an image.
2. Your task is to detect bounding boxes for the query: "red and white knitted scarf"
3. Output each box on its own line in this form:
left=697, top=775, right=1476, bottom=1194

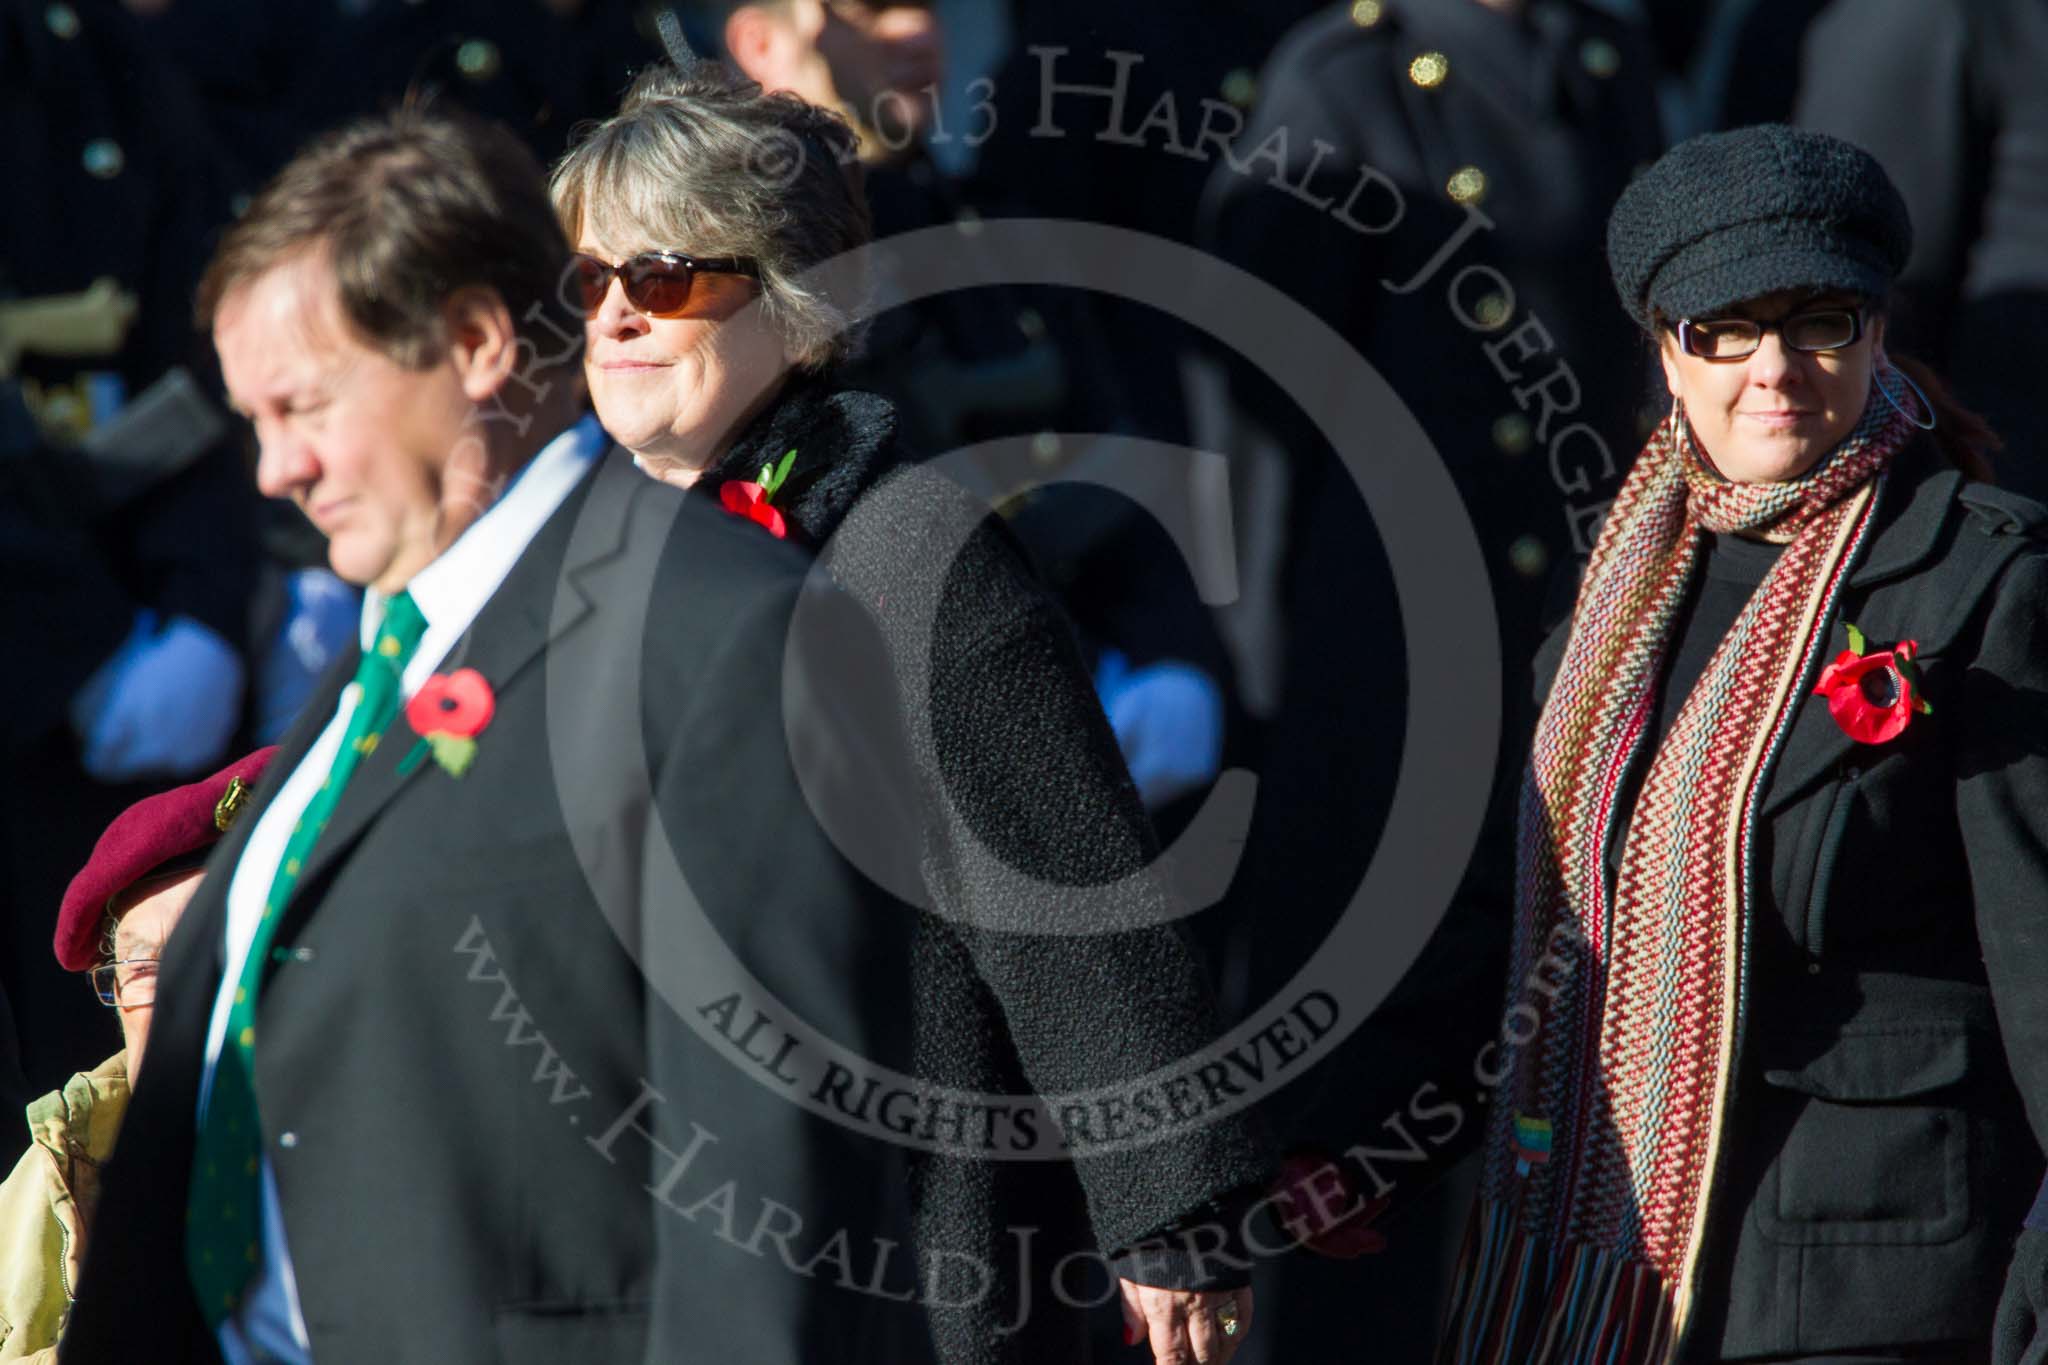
left=1440, top=392, right=1915, bottom=1365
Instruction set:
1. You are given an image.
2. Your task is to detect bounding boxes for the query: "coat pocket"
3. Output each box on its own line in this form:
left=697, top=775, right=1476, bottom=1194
left=1754, top=1025, right=1971, bottom=1246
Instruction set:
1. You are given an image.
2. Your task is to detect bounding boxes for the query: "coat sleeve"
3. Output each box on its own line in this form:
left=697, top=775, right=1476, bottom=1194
left=921, top=578, right=1274, bottom=1271
left=1956, top=548, right=2048, bottom=1345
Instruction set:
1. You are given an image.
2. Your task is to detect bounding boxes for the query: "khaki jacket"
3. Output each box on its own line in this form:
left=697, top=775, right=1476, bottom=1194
left=0, top=1054, right=128, bottom=1361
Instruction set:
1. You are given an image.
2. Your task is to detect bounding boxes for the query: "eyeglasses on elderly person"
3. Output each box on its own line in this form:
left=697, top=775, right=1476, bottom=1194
left=89, top=955, right=159, bottom=1009
left=569, top=250, right=761, bottom=319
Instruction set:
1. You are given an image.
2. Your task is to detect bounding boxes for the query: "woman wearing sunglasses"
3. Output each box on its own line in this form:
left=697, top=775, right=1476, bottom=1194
left=0, top=748, right=272, bottom=1361
left=550, top=62, right=1268, bottom=1365
left=1440, top=124, right=2048, bottom=1365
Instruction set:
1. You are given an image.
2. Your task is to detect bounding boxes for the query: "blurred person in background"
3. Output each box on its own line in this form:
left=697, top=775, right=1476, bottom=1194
left=1, top=0, right=260, bottom=1099
left=1789, top=0, right=2048, bottom=502
left=0, top=748, right=271, bottom=1362
left=129, top=0, right=670, bottom=190
left=1190, top=1, right=1663, bottom=1358
left=692, top=0, right=1243, bottom=829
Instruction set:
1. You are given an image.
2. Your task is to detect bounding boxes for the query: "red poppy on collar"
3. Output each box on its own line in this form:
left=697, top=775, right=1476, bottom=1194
left=1813, top=623, right=1930, bottom=745
left=401, top=669, right=496, bottom=778
left=719, top=480, right=788, bottom=539
left=717, top=447, right=798, bottom=540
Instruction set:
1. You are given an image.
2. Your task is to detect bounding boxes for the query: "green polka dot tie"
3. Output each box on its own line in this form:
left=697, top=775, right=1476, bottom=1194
left=186, top=590, right=427, bottom=1325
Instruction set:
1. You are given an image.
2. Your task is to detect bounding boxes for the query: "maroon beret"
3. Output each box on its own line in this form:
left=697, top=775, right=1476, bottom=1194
left=55, top=747, right=278, bottom=972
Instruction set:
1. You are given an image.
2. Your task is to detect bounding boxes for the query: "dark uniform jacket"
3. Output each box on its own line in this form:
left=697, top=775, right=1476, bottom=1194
left=1791, top=0, right=2048, bottom=505
left=63, top=456, right=947, bottom=1363
left=1530, top=441, right=2048, bottom=1361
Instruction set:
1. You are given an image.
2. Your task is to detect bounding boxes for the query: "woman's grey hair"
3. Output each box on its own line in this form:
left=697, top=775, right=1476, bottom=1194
left=551, top=62, right=872, bottom=371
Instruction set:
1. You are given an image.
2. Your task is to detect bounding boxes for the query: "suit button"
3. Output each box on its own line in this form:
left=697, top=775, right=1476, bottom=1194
left=279, top=1131, right=300, bottom=1148
left=1409, top=51, right=1450, bottom=89
left=293, top=946, right=316, bottom=963
left=1493, top=414, right=1534, bottom=456
left=45, top=3, right=79, bottom=39
left=1446, top=166, right=1489, bottom=206
left=1807, top=962, right=1822, bottom=975
left=1351, top=0, right=1384, bottom=26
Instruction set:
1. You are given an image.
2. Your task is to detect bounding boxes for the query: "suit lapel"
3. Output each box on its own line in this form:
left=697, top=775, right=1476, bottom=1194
left=146, top=647, right=359, bottom=1090
left=283, top=448, right=639, bottom=913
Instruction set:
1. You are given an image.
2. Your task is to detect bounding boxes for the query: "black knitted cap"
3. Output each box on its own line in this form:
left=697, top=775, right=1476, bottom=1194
left=1606, top=124, right=1912, bottom=331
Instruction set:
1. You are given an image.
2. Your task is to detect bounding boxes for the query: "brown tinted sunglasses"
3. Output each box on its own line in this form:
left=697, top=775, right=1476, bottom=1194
left=571, top=251, right=761, bottom=318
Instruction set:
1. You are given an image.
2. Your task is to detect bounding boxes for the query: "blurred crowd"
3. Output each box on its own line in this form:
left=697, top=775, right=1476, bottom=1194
left=2, top=0, right=2044, bottom=1359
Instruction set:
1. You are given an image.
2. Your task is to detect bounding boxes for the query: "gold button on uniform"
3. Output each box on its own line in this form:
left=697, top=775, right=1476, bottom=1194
left=1509, top=535, right=1551, bottom=579
left=82, top=139, right=124, bottom=180
left=455, top=38, right=502, bottom=82
left=1221, top=68, right=1257, bottom=109
left=1409, top=51, right=1449, bottom=89
left=1473, top=293, right=1511, bottom=330
left=1580, top=38, right=1622, bottom=79
left=1350, top=0, right=1384, bottom=27
left=1446, top=165, right=1488, bottom=205
left=1493, top=414, right=1534, bottom=456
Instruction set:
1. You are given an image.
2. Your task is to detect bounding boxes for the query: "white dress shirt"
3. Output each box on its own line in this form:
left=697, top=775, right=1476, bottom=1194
left=198, top=417, right=605, bottom=1365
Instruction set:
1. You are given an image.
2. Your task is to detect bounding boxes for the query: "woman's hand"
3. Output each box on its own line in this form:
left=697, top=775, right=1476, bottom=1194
left=1117, top=1280, right=1253, bottom=1364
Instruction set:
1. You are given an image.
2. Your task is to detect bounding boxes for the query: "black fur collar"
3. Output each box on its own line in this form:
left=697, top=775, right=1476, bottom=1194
left=706, top=373, right=904, bottom=547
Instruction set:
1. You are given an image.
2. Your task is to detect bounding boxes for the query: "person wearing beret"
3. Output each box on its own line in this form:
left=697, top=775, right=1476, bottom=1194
left=0, top=747, right=272, bottom=1362
left=1440, top=125, right=2048, bottom=1364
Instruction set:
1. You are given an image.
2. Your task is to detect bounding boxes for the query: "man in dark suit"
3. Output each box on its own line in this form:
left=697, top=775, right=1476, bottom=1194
left=60, top=107, right=938, bottom=1363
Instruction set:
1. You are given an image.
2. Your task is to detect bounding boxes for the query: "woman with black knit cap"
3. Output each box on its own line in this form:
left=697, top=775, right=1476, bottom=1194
left=1439, top=124, right=2048, bottom=1365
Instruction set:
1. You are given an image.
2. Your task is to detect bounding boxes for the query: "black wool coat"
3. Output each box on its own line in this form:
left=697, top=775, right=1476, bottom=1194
left=700, top=377, right=1275, bottom=1365
left=1530, top=441, right=2048, bottom=1361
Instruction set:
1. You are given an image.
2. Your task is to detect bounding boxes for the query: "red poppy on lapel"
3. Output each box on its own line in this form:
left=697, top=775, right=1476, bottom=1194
left=401, top=669, right=496, bottom=777
left=1814, top=622, right=1929, bottom=746
left=719, top=479, right=788, bottom=539
left=717, top=447, right=798, bottom=540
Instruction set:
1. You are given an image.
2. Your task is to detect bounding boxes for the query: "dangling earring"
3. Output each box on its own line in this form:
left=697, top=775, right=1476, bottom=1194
left=1873, top=363, right=1938, bottom=431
